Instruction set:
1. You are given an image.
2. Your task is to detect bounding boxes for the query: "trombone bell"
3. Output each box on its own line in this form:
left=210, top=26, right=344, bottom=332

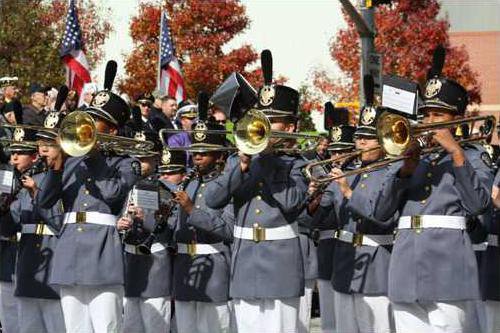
left=377, top=113, right=411, bottom=157
left=234, top=109, right=271, bottom=155
left=59, top=111, right=97, bottom=157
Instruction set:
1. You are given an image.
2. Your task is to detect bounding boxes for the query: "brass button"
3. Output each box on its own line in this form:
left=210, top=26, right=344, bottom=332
left=83, top=203, right=88, bottom=207
left=425, top=186, right=430, bottom=191
left=362, top=174, right=368, bottom=179
left=84, top=190, right=90, bottom=195
left=360, top=184, right=366, bottom=189
left=197, top=193, right=203, bottom=198
left=35, top=243, right=40, bottom=248
left=421, top=199, right=426, bottom=204
left=201, top=183, right=206, bottom=188
left=87, top=178, right=91, bottom=182
left=77, top=227, right=83, bottom=232
left=427, top=172, right=432, bottom=178
left=255, top=209, right=261, bottom=215
left=258, top=182, right=263, bottom=187
left=256, top=195, right=262, bottom=200
left=195, top=205, right=200, bottom=209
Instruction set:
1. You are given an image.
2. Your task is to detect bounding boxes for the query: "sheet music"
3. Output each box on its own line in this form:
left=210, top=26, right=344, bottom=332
left=0, top=170, right=13, bottom=194
left=382, top=85, right=416, bottom=116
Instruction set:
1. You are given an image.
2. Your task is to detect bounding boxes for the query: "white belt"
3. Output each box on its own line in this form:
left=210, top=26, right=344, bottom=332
left=177, top=242, right=226, bottom=255
left=488, top=235, right=499, bottom=247
left=472, top=242, right=488, bottom=251
left=63, top=212, right=117, bottom=226
left=21, top=224, right=56, bottom=236
left=398, top=216, right=466, bottom=230
left=319, top=229, right=336, bottom=240
left=335, top=230, right=394, bottom=247
left=233, top=222, right=299, bottom=242
left=124, top=243, right=166, bottom=255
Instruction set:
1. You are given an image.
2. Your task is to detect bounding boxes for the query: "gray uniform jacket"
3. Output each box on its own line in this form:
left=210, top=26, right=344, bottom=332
left=325, top=166, right=396, bottom=296
left=124, top=177, right=174, bottom=298
left=0, top=164, right=17, bottom=282
left=36, top=151, right=139, bottom=286
left=10, top=172, right=62, bottom=299
left=173, top=170, right=232, bottom=303
left=373, top=145, right=493, bottom=302
left=205, top=153, right=308, bottom=299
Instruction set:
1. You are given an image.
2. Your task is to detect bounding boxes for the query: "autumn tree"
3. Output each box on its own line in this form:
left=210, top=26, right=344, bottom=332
left=0, top=0, right=111, bottom=99
left=312, top=0, right=480, bottom=120
left=119, top=0, right=260, bottom=100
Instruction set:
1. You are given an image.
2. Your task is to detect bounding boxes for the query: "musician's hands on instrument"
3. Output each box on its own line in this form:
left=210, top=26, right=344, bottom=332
left=174, top=191, right=194, bottom=214
left=399, top=140, right=421, bottom=178
left=330, top=168, right=352, bottom=199
left=117, top=216, right=133, bottom=231
left=432, top=128, right=465, bottom=166
left=21, top=175, right=38, bottom=196
left=239, top=152, right=251, bottom=173
left=308, top=181, right=319, bottom=195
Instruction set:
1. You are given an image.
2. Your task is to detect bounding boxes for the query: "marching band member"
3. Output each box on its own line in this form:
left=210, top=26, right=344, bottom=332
left=311, top=102, right=356, bottom=333
left=36, top=61, right=140, bottom=332
left=205, top=50, right=308, bottom=333
left=171, top=94, right=234, bottom=333
left=329, top=97, right=396, bottom=333
left=119, top=150, right=174, bottom=333
left=372, top=49, right=493, bottom=333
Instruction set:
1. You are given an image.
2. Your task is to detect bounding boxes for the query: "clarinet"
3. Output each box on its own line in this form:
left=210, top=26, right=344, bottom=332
left=136, top=167, right=199, bottom=255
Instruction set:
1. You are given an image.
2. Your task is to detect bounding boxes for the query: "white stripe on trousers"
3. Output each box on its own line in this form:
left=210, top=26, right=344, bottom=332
left=334, top=291, right=393, bottom=333
left=298, top=279, right=315, bottom=333
left=0, top=281, right=19, bottom=333
left=123, top=296, right=171, bottom=333
left=317, top=279, right=335, bottom=333
left=60, top=285, right=123, bottom=333
left=233, top=297, right=300, bottom=333
left=393, top=301, right=468, bottom=333
left=175, top=300, right=231, bottom=333
left=17, top=297, right=65, bottom=333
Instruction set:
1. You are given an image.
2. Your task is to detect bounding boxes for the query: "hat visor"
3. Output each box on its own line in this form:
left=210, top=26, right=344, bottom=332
left=354, top=126, right=377, bottom=139
left=85, top=107, right=118, bottom=126
left=327, top=142, right=355, bottom=151
left=7, top=143, right=37, bottom=153
left=158, top=165, right=186, bottom=174
left=35, top=130, right=57, bottom=141
left=188, top=143, right=228, bottom=153
left=259, top=109, right=297, bottom=118
left=418, top=100, right=458, bottom=113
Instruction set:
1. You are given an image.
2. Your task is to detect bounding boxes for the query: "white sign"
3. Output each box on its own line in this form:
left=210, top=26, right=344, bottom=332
left=0, top=170, right=13, bottom=194
left=382, top=85, right=417, bottom=116
left=131, top=189, right=159, bottom=211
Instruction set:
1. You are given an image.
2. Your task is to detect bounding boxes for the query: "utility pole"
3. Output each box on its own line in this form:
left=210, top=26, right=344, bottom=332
left=338, top=0, right=377, bottom=106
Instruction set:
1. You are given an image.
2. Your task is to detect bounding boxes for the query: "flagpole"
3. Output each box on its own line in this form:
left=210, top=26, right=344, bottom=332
left=156, top=10, right=164, bottom=94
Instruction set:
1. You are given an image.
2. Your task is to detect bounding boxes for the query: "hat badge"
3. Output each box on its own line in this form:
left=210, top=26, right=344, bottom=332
left=361, top=107, right=376, bottom=126
left=13, top=128, right=25, bottom=142
left=424, top=78, right=442, bottom=98
left=161, top=148, right=171, bottom=165
left=260, top=85, right=275, bottom=106
left=193, top=122, right=208, bottom=142
left=134, top=131, right=146, bottom=141
left=92, top=91, right=110, bottom=108
left=44, top=112, right=60, bottom=129
left=330, top=126, right=342, bottom=142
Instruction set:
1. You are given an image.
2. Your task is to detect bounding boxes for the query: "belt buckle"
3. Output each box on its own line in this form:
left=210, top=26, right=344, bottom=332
left=411, top=215, right=422, bottom=234
left=76, top=212, right=86, bottom=224
left=353, top=233, right=363, bottom=247
left=253, top=223, right=266, bottom=243
left=35, top=224, right=45, bottom=236
left=187, top=242, right=197, bottom=257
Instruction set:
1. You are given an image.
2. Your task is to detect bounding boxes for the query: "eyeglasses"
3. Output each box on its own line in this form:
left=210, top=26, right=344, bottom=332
left=139, top=103, right=151, bottom=107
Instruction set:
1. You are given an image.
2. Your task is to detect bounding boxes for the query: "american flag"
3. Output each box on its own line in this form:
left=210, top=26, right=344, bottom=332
left=60, top=0, right=91, bottom=97
left=158, top=12, right=186, bottom=102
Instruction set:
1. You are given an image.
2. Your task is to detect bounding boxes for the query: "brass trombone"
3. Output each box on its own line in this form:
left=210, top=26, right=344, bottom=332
left=303, top=112, right=496, bottom=184
left=2, top=111, right=155, bottom=157
left=160, top=108, right=321, bottom=155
